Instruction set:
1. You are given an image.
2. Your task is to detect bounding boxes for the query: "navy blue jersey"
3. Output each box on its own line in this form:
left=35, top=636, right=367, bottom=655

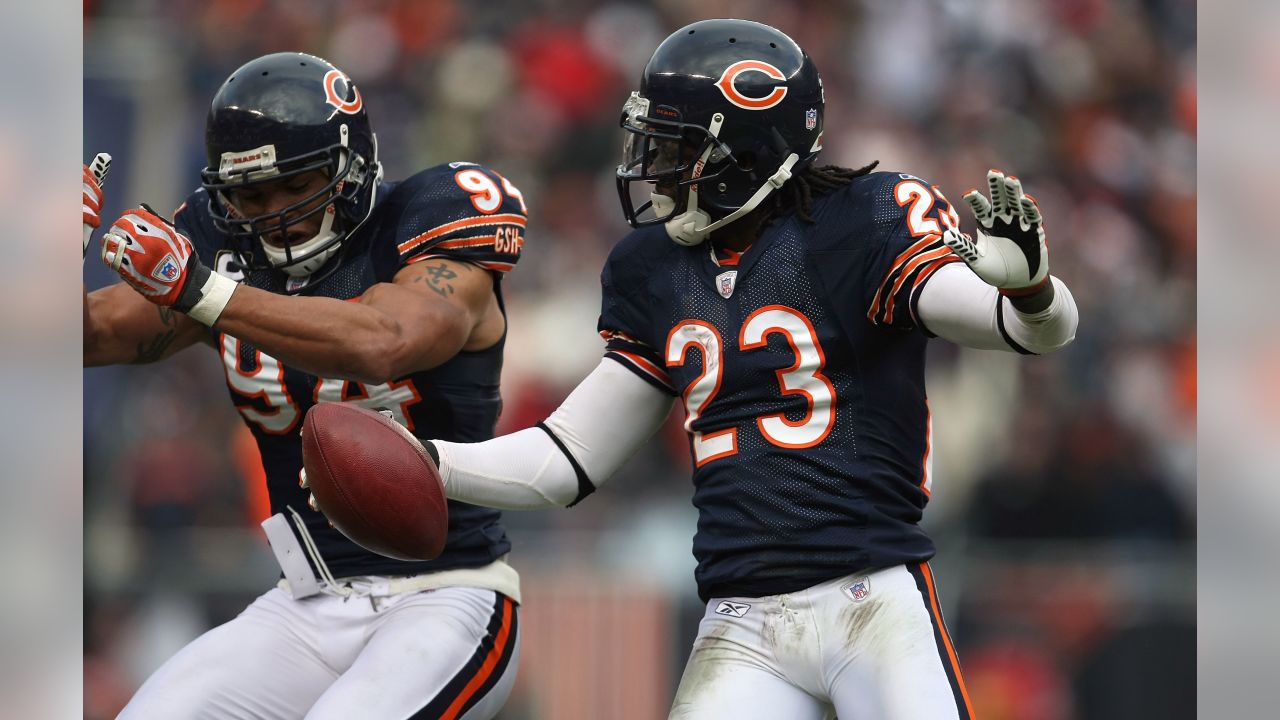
left=599, top=171, right=964, bottom=601
left=175, top=162, right=528, bottom=579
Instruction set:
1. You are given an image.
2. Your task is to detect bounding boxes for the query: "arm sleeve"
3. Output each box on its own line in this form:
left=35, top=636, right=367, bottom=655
left=433, top=357, right=675, bottom=509
left=393, top=164, right=527, bottom=273
left=917, top=262, right=1079, bottom=354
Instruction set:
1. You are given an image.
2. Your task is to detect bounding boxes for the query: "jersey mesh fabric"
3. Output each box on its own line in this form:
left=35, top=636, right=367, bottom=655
left=175, top=165, right=521, bottom=579
left=599, top=172, right=947, bottom=601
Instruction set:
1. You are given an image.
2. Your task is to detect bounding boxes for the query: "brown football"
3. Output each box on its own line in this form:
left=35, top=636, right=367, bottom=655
left=300, top=402, right=448, bottom=561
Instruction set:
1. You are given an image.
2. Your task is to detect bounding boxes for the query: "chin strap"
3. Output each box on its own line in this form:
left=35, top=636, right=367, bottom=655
left=663, top=152, right=799, bottom=246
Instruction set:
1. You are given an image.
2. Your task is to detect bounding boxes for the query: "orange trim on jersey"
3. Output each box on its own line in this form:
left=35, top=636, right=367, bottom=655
left=919, top=401, right=933, bottom=497
left=611, top=349, right=674, bottom=389
left=440, top=596, right=515, bottom=720
left=397, top=213, right=527, bottom=255
left=601, top=329, right=644, bottom=345
left=715, top=246, right=747, bottom=266
left=868, top=235, right=938, bottom=320
left=882, top=244, right=953, bottom=325
left=919, top=563, right=975, bottom=718
left=433, top=234, right=501, bottom=250
left=912, top=255, right=963, bottom=292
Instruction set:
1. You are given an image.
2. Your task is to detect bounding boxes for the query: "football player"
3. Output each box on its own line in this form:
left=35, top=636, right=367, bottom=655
left=319, top=19, right=1078, bottom=720
left=84, top=53, right=524, bottom=719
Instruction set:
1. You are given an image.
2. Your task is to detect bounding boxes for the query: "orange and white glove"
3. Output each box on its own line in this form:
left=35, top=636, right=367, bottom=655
left=101, top=205, right=238, bottom=326
left=82, top=153, right=111, bottom=259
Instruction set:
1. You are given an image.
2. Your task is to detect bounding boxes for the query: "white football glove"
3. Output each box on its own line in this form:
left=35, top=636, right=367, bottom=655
left=942, top=169, right=1050, bottom=295
left=83, top=152, right=112, bottom=259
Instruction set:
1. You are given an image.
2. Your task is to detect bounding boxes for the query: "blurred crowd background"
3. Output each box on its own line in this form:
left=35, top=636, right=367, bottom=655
left=83, top=0, right=1195, bottom=718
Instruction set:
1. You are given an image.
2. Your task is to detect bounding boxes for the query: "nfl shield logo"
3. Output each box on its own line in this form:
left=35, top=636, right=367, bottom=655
left=286, top=274, right=312, bottom=293
left=153, top=255, right=181, bottom=282
left=716, top=270, right=738, bottom=299
left=844, top=577, right=871, bottom=602
left=805, top=108, right=818, bottom=131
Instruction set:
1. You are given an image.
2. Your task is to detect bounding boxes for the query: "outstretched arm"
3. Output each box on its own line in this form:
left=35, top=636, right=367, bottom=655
left=430, top=358, right=674, bottom=509
left=917, top=266, right=1078, bottom=354
left=921, top=169, right=1078, bottom=354
left=83, top=153, right=209, bottom=366
left=97, top=206, right=500, bottom=381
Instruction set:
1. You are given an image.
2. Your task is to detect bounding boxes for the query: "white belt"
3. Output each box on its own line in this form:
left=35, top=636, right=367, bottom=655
left=275, top=557, right=522, bottom=603
left=262, top=510, right=521, bottom=603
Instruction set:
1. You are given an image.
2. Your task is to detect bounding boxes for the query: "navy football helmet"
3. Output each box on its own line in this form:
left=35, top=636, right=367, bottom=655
left=616, top=19, right=824, bottom=245
left=201, top=52, right=381, bottom=278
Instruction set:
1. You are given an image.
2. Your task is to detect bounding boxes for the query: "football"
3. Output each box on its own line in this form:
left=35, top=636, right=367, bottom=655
left=300, top=403, right=448, bottom=561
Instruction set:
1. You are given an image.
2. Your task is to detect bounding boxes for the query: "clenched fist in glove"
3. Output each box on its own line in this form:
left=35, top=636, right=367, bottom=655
left=82, top=153, right=111, bottom=258
left=101, top=205, right=238, bottom=326
left=942, top=169, right=1051, bottom=299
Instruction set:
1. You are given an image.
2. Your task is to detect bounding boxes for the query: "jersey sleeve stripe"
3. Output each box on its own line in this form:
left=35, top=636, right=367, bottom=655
left=397, top=213, right=527, bottom=256
left=878, top=235, right=937, bottom=287
left=605, top=350, right=676, bottom=393
left=432, top=235, right=503, bottom=250
left=599, top=329, right=644, bottom=345
left=877, top=244, right=955, bottom=325
left=868, top=234, right=942, bottom=321
left=910, top=255, right=963, bottom=293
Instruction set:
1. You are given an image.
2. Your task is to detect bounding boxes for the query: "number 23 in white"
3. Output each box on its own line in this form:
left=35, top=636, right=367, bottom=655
left=666, top=305, right=836, bottom=467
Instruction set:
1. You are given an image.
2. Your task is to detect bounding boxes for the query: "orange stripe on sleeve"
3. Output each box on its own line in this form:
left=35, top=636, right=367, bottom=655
left=882, top=245, right=955, bottom=324
left=869, top=235, right=938, bottom=318
left=397, top=213, right=527, bottom=255
left=611, top=349, right=674, bottom=389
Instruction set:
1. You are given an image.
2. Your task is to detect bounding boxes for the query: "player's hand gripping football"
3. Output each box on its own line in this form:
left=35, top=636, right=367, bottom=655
left=101, top=205, right=238, bottom=325
left=942, top=169, right=1050, bottom=296
left=83, top=153, right=112, bottom=259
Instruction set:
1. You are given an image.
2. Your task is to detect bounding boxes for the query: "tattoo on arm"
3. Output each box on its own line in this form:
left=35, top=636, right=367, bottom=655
left=414, top=262, right=461, bottom=298
left=131, top=306, right=179, bottom=364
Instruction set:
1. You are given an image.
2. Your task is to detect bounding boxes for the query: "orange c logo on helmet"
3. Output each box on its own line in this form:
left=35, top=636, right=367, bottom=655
left=323, top=69, right=363, bottom=114
left=715, top=60, right=788, bottom=110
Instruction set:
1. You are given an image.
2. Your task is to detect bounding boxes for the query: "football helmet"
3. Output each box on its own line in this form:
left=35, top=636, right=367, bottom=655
left=616, top=19, right=824, bottom=245
left=200, top=52, right=382, bottom=279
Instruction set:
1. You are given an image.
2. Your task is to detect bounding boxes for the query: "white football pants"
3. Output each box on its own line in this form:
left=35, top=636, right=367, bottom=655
left=117, top=585, right=520, bottom=720
left=669, top=563, right=973, bottom=720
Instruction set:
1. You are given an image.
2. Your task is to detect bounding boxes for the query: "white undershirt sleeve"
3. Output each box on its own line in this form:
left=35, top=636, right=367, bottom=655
left=433, top=357, right=675, bottom=509
left=917, top=262, right=1078, bottom=354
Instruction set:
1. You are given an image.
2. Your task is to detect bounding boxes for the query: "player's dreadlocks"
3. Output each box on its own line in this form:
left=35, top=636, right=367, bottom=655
left=764, top=160, right=881, bottom=225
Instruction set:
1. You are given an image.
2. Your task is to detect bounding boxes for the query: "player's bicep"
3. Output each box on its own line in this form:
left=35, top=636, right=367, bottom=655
left=84, top=282, right=208, bottom=366
left=350, top=258, right=499, bottom=374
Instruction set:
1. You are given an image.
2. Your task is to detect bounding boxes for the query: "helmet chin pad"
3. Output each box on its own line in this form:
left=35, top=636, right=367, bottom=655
left=260, top=204, right=342, bottom=277
left=664, top=208, right=714, bottom=246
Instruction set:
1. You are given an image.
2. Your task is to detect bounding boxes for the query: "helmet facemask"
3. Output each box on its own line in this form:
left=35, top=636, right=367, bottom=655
left=202, top=125, right=379, bottom=279
left=616, top=92, right=737, bottom=244
left=616, top=91, right=800, bottom=247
